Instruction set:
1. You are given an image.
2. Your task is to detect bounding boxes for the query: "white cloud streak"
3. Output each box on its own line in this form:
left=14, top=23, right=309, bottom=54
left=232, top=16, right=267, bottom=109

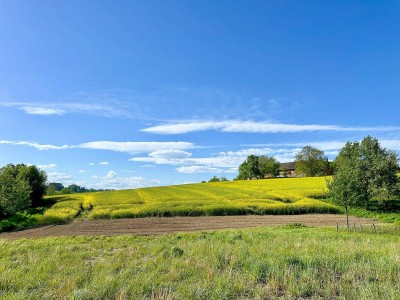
left=0, top=140, right=195, bottom=153
left=0, top=140, right=72, bottom=150
left=79, top=141, right=194, bottom=154
left=47, top=172, right=73, bottom=182
left=141, top=120, right=399, bottom=135
left=37, top=163, right=57, bottom=170
left=20, top=106, right=66, bottom=115
left=0, top=101, right=140, bottom=118
left=176, top=166, right=225, bottom=174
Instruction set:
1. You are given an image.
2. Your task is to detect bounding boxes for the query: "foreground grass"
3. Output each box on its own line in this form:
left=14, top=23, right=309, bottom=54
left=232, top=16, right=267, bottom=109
left=1, top=227, right=400, bottom=299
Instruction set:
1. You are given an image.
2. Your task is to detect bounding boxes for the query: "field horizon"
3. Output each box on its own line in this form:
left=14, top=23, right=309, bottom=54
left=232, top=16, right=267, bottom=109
left=44, top=177, right=340, bottom=222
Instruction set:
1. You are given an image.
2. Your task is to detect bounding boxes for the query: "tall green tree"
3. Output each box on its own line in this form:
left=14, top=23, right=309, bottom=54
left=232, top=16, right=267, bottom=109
left=236, top=155, right=261, bottom=180
left=0, top=165, right=31, bottom=216
left=258, top=156, right=280, bottom=178
left=329, top=136, right=399, bottom=212
left=295, top=146, right=328, bottom=177
left=327, top=143, right=363, bottom=228
left=358, top=136, right=399, bottom=208
left=18, top=165, right=47, bottom=207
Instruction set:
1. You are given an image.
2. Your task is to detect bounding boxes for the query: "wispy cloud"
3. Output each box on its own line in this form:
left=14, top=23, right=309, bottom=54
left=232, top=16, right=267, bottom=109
left=20, top=106, right=66, bottom=115
left=0, top=88, right=293, bottom=121
left=79, top=141, right=195, bottom=154
left=176, top=166, right=225, bottom=174
left=0, top=101, right=141, bottom=118
left=47, top=172, right=73, bottom=182
left=149, top=149, right=192, bottom=159
left=0, top=140, right=72, bottom=150
left=0, top=140, right=195, bottom=153
left=142, top=120, right=399, bottom=135
left=37, top=163, right=57, bottom=170
left=99, top=161, right=109, bottom=165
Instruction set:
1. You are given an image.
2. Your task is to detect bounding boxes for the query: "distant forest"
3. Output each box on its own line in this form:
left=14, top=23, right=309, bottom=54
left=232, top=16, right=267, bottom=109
left=46, top=182, right=112, bottom=195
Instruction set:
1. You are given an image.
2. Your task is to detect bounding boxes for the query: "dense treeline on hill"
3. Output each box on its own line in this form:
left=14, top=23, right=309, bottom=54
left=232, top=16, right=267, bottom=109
left=46, top=182, right=112, bottom=196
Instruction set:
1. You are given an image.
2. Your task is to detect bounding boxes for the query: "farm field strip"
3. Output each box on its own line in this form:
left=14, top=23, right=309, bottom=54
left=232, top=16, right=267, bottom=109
left=0, top=214, right=380, bottom=239
left=42, top=177, right=339, bottom=222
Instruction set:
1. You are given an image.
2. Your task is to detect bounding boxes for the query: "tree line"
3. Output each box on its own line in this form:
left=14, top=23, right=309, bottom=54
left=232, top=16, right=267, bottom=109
left=236, top=146, right=334, bottom=180
left=46, top=182, right=111, bottom=196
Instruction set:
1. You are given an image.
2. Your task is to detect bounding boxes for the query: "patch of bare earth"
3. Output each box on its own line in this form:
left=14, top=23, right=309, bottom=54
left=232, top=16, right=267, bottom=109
left=0, top=214, right=379, bottom=239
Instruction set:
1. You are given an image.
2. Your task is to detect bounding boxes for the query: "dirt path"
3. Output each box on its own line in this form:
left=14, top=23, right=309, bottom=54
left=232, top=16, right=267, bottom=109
left=0, top=214, right=379, bottom=239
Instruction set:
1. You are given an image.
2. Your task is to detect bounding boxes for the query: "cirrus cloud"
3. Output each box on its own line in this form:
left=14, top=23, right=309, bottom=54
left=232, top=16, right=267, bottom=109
left=0, top=139, right=195, bottom=154
left=141, top=120, right=399, bottom=135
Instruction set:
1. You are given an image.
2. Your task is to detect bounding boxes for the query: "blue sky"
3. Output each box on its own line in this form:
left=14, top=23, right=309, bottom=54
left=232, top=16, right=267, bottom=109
left=1, top=1, right=400, bottom=189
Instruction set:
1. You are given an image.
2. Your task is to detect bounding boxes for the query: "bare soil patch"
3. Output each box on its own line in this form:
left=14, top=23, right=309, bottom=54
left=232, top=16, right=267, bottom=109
left=0, top=214, right=379, bottom=239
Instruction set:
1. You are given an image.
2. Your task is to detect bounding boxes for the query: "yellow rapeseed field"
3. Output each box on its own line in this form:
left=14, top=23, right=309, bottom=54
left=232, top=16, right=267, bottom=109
left=44, top=177, right=339, bottom=221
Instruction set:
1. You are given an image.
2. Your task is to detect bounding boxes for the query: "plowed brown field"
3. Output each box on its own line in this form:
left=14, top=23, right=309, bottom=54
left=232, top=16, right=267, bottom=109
left=0, top=214, right=379, bottom=239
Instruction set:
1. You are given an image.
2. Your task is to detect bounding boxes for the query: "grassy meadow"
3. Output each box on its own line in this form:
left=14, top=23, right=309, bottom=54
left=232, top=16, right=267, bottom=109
left=42, top=177, right=339, bottom=222
left=1, top=226, right=400, bottom=299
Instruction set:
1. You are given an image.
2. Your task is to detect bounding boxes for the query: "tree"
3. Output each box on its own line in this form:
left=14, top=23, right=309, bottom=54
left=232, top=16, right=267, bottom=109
left=208, top=176, right=221, bottom=182
left=237, top=161, right=251, bottom=180
left=327, top=144, right=364, bottom=228
left=236, top=155, right=261, bottom=180
left=0, top=164, right=48, bottom=215
left=328, top=136, right=399, bottom=215
left=258, top=156, right=280, bottom=178
left=60, top=188, right=72, bottom=195
left=18, top=165, right=47, bottom=207
left=46, top=182, right=64, bottom=196
left=358, top=136, right=399, bottom=209
left=0, top=165, right=31, bottom=216
left=68, top=184, right=88, bottom=193
left=295, top=146, right=328, bottom=177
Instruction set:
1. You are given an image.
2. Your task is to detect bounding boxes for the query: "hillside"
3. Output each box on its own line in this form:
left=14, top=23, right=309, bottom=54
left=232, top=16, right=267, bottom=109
left=44, top=177, right=339, bottom=222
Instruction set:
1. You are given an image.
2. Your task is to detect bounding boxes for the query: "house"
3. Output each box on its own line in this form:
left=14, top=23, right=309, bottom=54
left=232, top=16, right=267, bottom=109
left=278, top=162, right=296, bottom=177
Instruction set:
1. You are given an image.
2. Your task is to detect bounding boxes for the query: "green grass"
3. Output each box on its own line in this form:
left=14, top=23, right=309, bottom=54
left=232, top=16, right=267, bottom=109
left=349, top=207, right=400, bottom=224
left=1, top=226, right=400, bottom=299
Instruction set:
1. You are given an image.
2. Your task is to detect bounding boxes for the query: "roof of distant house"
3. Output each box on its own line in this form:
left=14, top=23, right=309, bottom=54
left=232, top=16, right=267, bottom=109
left=279, top=162, right=295, bottom=171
